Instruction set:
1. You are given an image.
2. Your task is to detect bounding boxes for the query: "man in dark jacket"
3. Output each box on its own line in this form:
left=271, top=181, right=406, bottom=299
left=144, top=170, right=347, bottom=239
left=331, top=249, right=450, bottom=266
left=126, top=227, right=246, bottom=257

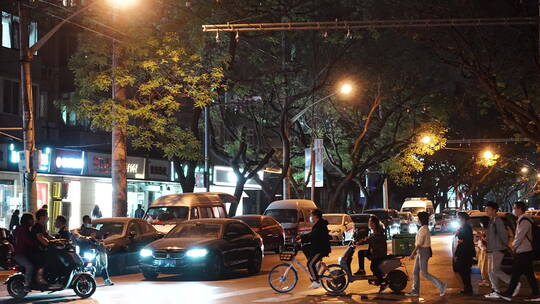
left=301, top=209, right=331, bottom=289
left=354, top=215, right=387, bottom=280
left=453, top=212, right=475, bottom=295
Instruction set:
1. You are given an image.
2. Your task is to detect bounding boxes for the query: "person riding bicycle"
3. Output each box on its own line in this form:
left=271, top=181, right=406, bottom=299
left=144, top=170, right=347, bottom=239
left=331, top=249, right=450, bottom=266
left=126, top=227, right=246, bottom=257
left=353, top=215, right=387, bottom=282
left=300, top=209, right=331, bottom=289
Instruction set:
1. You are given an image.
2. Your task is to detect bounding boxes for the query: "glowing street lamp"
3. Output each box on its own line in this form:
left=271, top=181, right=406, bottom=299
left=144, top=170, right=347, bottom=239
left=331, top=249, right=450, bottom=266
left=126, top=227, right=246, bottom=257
left=109, top=0, right=138, bottom=8
left=521, top=166, right=529, bottom=174
left=420, top=135, right=432, bottom=145
left=482, top=150, right=494, bottom=160
left=340, top=83, right=353, bottom=95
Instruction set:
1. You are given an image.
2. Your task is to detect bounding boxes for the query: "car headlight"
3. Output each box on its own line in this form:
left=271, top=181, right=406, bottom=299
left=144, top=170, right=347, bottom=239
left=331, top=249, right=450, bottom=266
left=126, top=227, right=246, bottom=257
left=140, top=248, right=153, bottom=258
left=83, top=251, right=96, bottom=260
left=451, top=221, right=460, bottom=229
left=186, top=248, right=208, bottom=258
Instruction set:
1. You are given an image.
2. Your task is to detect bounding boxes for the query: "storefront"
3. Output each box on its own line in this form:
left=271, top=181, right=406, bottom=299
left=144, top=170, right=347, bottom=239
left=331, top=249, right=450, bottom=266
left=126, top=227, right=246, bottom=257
left=0, top=144, right=182, bottom=229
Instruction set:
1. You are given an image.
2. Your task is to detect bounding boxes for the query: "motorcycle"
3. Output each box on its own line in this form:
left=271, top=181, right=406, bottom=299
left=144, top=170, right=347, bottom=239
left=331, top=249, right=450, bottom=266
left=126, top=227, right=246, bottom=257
left=0, top=228, right=14, bottom=270
left=5, top=239, right=97, bottom=299
left=76, top=237, right=105, bottom=277
left=321, top=241, right=408, bottom=295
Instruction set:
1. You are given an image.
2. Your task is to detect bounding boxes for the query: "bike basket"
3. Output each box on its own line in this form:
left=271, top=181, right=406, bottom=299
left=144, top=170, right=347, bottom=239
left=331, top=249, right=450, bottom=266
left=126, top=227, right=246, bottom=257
left=279, top=252, right=295, bottom=261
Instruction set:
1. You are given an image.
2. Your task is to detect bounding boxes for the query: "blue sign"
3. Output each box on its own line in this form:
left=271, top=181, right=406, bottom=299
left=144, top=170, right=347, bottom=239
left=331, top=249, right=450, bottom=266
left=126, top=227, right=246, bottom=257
left=52, top=149, right=85, bottom=175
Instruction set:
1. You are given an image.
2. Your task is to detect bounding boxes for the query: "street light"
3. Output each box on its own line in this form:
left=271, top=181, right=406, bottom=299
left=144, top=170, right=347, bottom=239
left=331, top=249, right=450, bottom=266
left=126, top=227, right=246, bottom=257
left=290, top=83, right=354, bottom=124
left=482, top=150, right=494, bottom=160
left=420, top=135, right=432, bottom=145
left=109, top=0, right=138, bottom=8
left=521, top=166, right=529, bottom=174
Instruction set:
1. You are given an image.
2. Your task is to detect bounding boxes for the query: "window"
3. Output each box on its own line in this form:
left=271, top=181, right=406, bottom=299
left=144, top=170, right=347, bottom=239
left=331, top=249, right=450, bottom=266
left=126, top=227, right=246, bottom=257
left=262, top=217, right=275, bottom=227
left=2, top=80, right=19, bottom=115
left=199, top=207, right=215, bottom=218
left=138, top=221, right=155, bottom=234
left=190, top=207, right=199, bottom=219
left=1, top=11, right=37, bottom=50
left=127, top=221, right=141, bottom=236
left=213, top=206, right=226, bottom=218
left=226, top=222, right=251, bottom=236
left=298, top=209, right=305, bottom=222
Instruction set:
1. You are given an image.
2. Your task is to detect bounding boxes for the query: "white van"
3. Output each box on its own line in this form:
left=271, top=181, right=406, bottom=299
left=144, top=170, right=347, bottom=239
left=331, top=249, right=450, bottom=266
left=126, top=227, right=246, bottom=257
left=144, top=192, right=233, bottom=233
left=400, top=197, right=436, bottom=231
left=263, top=199, right=317, bottom=244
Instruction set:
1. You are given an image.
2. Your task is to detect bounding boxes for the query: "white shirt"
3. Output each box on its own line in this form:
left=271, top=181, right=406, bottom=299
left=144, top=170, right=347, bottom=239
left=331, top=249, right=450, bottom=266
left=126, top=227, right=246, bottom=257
left=415, top=225, right=431, bottom=247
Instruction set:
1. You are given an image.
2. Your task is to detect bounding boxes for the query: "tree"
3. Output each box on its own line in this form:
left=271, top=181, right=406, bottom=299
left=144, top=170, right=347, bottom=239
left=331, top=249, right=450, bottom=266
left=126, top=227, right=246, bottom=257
left=64, top=1, right=225, bottom=214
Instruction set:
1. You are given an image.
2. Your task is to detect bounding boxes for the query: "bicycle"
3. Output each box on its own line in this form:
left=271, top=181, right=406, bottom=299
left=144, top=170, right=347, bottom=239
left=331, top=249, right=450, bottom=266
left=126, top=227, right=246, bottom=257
left=268, top=243, right=348, bottom=293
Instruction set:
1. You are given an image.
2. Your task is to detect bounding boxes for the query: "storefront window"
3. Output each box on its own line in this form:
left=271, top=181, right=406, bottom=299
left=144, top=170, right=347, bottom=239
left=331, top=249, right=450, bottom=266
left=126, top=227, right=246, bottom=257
left=36, top=182, right=49, bottom=209
left=0, top=180, right=21, bottom=229
left=94, top=183, right=112, bottom=218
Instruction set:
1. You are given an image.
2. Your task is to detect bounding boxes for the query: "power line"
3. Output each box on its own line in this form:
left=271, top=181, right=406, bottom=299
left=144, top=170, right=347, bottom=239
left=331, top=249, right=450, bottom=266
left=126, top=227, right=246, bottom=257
left=202, top=17, right=537, bottom=32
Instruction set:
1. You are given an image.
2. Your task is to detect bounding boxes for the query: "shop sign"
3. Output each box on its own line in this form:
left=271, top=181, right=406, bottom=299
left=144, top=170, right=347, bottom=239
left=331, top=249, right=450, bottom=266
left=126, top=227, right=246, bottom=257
left=52, top=149, right=84, bottom=175
left=8, top=144, right=52, bottom=173
left=146, top=159, right=171, bottom=181
left=86, top=152, right=146, bottom=179
left=213, top=165, right=263, bottom=189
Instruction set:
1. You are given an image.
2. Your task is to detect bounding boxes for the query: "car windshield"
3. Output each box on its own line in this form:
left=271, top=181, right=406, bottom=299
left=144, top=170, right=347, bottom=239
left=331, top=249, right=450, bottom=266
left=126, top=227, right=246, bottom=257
left=470, top=216, right=489, bottom=228
left=401, top=207, right=425, bottom=215
left=144, top=207, right=189, bottom=224
left=365, top=210, right=390, bottom=219
left=166, top=223, right=221, bottom=239
left=351, top=215, right=370, bottom=223
left=325, top=215, right=343, bottom=225
left=93, top=222, right=125, bottom=238
left=399, top=213, right=409, bottom=220
left=264, top=209, right=298, bottom=223
left=234, top=217, right=260, bottom=228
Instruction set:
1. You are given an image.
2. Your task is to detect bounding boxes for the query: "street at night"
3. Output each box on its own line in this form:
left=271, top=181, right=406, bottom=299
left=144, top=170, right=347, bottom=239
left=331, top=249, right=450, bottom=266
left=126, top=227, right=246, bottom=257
left=0, top=234, right=535, bottom=304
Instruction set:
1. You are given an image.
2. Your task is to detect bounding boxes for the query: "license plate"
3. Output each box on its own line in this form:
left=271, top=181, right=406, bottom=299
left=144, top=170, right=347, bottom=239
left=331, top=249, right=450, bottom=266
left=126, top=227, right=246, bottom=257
left=159, top=259, right=176, bottom=267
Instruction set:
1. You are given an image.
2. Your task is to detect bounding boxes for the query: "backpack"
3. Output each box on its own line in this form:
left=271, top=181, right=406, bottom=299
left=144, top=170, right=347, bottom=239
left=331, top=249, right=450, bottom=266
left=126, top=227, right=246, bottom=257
left=520, top=217, right=540, bottom=260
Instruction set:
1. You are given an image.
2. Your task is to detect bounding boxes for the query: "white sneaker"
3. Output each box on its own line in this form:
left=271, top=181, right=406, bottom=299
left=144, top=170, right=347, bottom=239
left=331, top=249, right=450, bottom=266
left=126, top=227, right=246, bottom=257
left=525, top=297, right=540, bottom=302
left=440, top=283, right=448, bottom=296
left=513, top=283, right=522, bottom=297
left=498, top=293, right=512, bottom=302
left=104, top=279, right=115, bottom=286
left=308, top=281, right=321, bottom=289
left=485, top=292, right=501, bottom=299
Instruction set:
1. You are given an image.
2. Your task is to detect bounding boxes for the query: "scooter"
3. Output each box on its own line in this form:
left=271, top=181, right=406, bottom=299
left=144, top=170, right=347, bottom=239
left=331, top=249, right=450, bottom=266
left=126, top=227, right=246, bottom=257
left=0, top=228, right=14, bottom=270
left=5, top=239, right=97, bottom=299
left=322, top=241, right=408, bottom=295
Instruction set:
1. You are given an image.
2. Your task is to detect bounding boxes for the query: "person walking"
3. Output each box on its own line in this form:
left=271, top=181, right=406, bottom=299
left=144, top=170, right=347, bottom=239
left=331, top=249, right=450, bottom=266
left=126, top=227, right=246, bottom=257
left=134, top=204, right=145, bottom=219
left=453, top=212, right=475, bottom=295
left=484, top=201, right=519, bottom=299
left=477, top=217, right=490, bottom=287
left=300, top=209, right=331, bottom=289
left=9, top=209, right=20, bottom=231
left=497, top=201, right=540, bottom=301
left=405, top=211, right=447, bottom=297
left=92, top=205, right=102, bottom=219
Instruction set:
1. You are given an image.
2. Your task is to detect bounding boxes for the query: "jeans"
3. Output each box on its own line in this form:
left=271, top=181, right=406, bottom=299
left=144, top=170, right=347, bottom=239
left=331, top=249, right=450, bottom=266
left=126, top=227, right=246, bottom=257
left=488, top=251, right=510, bottom=292
left=13, top=255, right=33, bottom=285
left=503, top=251, right=539, bottom=297
left=411, top=247, right=445, bottom=294
left=307, top=253, right=323, bottom=282
left=357, top=250, right=383, bottom=279
left=97, top=251, right=110, bottom=281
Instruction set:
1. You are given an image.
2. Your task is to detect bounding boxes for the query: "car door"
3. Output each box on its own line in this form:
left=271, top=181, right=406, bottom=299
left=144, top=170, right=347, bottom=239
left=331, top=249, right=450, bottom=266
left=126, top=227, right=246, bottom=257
left=222, top=223, right=243, bottom=267
left=261, top=217, right=278, bottom=250
left=126, top=221, right=143, bottom=266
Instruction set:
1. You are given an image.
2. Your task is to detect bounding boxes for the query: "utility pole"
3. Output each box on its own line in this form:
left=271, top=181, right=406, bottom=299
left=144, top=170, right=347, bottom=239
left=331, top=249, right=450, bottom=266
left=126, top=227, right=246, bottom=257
left=18, top=0, right=36, bottom=213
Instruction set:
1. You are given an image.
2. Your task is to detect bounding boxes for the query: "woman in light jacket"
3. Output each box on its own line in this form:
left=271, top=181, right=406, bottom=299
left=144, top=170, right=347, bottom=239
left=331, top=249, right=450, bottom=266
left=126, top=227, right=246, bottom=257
left=406, top=211, right=447, bottom=297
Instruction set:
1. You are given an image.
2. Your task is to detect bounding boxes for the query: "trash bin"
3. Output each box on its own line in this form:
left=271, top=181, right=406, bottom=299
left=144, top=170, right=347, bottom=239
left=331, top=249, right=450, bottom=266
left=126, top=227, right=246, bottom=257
left=392, top=233, right=416, bottom=256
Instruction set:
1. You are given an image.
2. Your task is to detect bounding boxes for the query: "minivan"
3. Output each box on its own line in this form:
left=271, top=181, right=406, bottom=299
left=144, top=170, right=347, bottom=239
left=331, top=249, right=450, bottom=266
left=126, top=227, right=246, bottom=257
left=144, top=192, right=233, bottom=233
left=400, top=197, right=435, bottom=231
left=263, top=199, right=317, bottom=244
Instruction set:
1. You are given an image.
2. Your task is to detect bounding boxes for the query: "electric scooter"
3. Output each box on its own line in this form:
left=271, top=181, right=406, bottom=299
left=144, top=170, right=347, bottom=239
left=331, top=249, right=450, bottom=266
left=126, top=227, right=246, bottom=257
left=323, top=241, right=408, bottom=295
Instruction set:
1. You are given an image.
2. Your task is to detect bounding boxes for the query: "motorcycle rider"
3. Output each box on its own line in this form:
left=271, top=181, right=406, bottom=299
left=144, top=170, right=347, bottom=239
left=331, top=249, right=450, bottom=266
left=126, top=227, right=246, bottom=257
left=54, top=215, right=71, bottom=240
left=73, top=215, right=114, bottom=286
left=300, top=209, right=331, bottom=289
left=353, top=215, right=387, bottom=282
left=12, top=213, right=38, bottom=290
left=31, top=208, right=52, bottom=285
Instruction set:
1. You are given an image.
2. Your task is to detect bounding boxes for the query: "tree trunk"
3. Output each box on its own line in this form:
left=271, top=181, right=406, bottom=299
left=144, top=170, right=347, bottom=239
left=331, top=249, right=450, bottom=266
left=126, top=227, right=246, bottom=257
left=328, top=170, right=356, bottom=212
left=229, top=178, right=247, bottom=217
left=175, top=160, right=196, bottom=193
left=112, top=118, right=127, bottom=217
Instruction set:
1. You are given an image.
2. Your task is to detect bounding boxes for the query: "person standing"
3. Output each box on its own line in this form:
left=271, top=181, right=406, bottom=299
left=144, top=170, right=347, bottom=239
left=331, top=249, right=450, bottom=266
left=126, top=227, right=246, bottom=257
left=9, top=210, right=20, bottom=231
left=406, top=211, right=447, bottom=297
left=453, top=212, right=475, bottom=295
left=134, top=204, right=145, bottom=219
left=477, top=218, right=490, bottom=287
left=92, top=205, right=102, bottom=219
left=484, top=201, right=518, bottom=299
left=300, top=209, right=331, bottom=289
left=497, top=202, right=539, bottom=301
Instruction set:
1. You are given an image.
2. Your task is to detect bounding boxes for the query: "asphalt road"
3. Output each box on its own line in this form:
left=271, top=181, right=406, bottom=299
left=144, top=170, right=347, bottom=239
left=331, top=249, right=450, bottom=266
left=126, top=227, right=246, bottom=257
left=0, top=234, right=537, bottom=303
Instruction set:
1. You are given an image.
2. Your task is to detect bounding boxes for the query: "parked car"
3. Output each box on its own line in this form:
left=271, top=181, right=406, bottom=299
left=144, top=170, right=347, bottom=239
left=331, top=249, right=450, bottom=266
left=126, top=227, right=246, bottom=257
left=398, top=211, right=417, bottom=234
left=263, top=199, right=317, bottom=244
left=233, top=215, right=285, bottom=253
left=88, top=218, right=163, bottom=274
left=363, top=209, right=400, bottom=238
left=350, top=214, right=371, bottom=239
left=323, top=213, right=355, bottom=244
left=400, top=197, right=436, bottom=232
left=144, top=192, right=232, bottom=233
left=139, top=219, right=263, bottom=280
left=434, top=213, right=460, bottom=233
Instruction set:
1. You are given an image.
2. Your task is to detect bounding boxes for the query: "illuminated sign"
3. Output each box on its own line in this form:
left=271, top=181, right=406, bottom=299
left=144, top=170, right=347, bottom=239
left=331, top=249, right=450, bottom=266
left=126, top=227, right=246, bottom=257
left=86, top=152, right=145, bottom=179
left=7, top=145, right=51, bottom=172
left=147, top=159, right=171, bottom=181
left=213, top=166, right=263, bottom=189
left=52, top=149, right=84, bottom=175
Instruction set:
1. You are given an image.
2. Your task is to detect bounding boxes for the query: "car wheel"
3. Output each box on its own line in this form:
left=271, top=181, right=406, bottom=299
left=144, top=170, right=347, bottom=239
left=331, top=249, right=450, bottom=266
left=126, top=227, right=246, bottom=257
left=204, top=253, right=223, bottom=280
left=248, top=249, right=263, bottom=275
left=142, top=270, right=158, bottom=280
